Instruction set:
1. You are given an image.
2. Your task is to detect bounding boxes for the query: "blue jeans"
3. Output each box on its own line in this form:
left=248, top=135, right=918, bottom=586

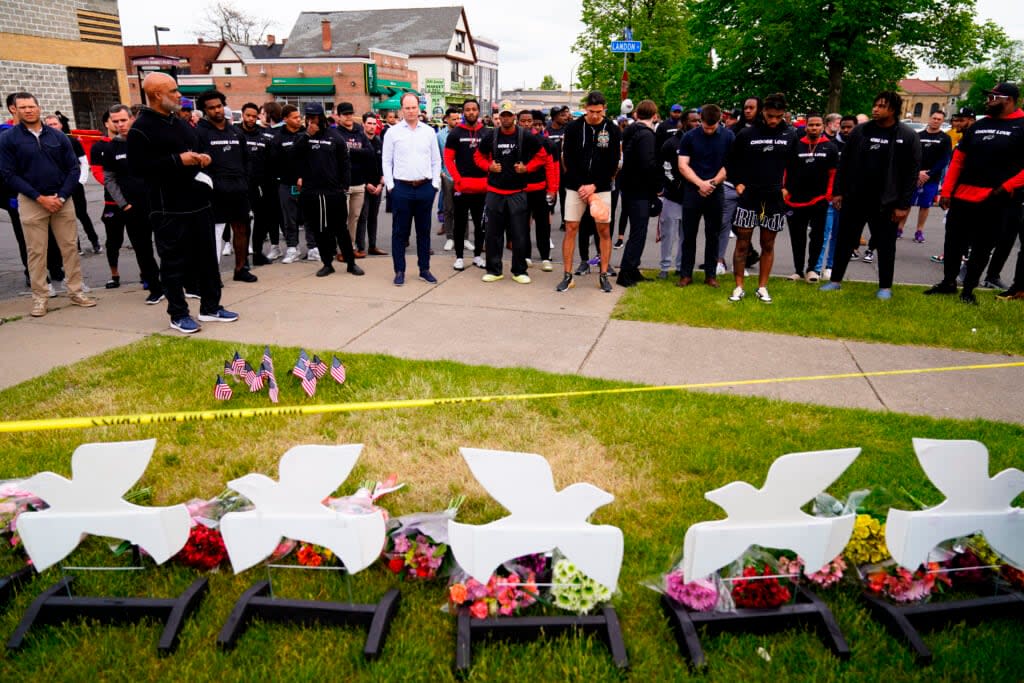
left=390, top=181, right=437, bottom=275
left=815, top=204, right=839, bottom=272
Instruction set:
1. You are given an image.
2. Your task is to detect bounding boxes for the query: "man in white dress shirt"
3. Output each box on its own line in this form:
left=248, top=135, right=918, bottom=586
left=382, top=92, right=442, bottom=286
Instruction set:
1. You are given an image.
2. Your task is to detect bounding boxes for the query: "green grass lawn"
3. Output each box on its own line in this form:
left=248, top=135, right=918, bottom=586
left=0, top=337, right=1022, bottom=681
left=612, top=274, right=1024, bottom=356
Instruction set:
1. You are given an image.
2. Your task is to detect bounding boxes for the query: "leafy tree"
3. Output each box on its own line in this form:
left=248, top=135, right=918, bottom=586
left=960, top=40, right=1024, bottom=111
left=680, top=0, right=1005, bottom=114
left=539, top=75, right=562, bottom=90
left=195, top=1, right=272, bottom=44
left=573, top=0, right=691, bottom=114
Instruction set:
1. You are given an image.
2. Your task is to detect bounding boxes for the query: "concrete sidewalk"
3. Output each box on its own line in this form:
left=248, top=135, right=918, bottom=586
left=1, top=256, right=1020, bottom=425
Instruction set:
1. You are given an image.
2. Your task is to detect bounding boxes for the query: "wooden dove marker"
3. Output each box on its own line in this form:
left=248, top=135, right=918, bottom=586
left=682, top=448, right=861, bottom=581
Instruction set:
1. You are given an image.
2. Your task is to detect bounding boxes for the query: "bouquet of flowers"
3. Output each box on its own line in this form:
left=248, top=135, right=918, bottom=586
left=174, top=489, right=253, bottom=571
left=0, top=479, right=46, bottom=555
left=866, top=562, right=952, bottom=602
left=726, top=550, right=795, bottom=609
left=549, top=557, right=613, bottom=614
left=382, top=496, right=463, bottom=581
left=448, top=554, right=545, bottom=619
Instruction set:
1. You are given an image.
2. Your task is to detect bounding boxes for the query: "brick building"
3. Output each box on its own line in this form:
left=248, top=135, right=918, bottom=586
left=0, top=0, right=128, bottom=129
left=123, top=40, right=223, bottom=106
left=898, top=78, right=971, bottom=122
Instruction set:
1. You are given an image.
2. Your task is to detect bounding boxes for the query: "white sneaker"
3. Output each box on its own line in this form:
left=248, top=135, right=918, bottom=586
left=728, top=286, right=744, bottom=302
left=472, top=255, right=485, bottom=269
left=756, top=287, right=773, bottom=303
left=525, top=258, right=533, bottom=267
left=80, top=282, right=91, bottom=293
left=281, top=247, right=299, bottom=264
left=466, top=240, right=475, bottom=251
left=444, top=239, right=454, bottom=251
left=806, top=271, right=820, bottom=283
left=541, top=260, right=553, bottom=272
left=222, top=241, right=233, bottom=256
left=267, top=245, right=283, bottom=260
left=48, top=282, right=58, bottom=298
left=453, top=258, right=465, bottom=271
left=549, top=239, right=554, bottom=250
left=306, top=247, right=320, bottom=261
left=823, top=268, right=832, bottom=280
left=716, top=261, right=727, bottom=275
left=787, top=272, right=802, bottom=281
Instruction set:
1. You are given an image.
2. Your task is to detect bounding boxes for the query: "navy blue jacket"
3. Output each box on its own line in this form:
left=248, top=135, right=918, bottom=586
left=0, top=122, right=78, bottom=200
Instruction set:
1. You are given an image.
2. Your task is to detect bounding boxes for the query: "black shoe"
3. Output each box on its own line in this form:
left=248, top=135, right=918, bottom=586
left=316, top=264, right=335, bottom=277
left=960, top=291, right=978, bottom=305
left=996, top=287, right=1023, bottom=300
left=91, top=241, right=103, bottom=254
left=599, top=272, right=613, bottom=293
left=613, top=237, right=624, bottom=249
left=233, top=268, right=258, bottom=283
left=923, top=282, right=957, bottom=295
left=105, top=276, right=120, bottom=289
left=574, top=262, right=590, bottom=276
left=252, top=253, right=271, bottom=266
left=555, top=272, right=574, bottom=292
left=347, top=263, right=365, bottom=276
left=617, top=272, right=636, bottom=288
left=606, top=264, right=617, bottom=277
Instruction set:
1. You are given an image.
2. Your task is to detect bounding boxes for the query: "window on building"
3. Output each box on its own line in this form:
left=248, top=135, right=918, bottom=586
left=913, top=102, right=923, bottom=118
left=455, top=30, right=466, bottom=53
left=224, top=67, right=232, bottom=75
left=930, top=102, right=941, bottom=115
left=451, top=62, right=460, bottom=83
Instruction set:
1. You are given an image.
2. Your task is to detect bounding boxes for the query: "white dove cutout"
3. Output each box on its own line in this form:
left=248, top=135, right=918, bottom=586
left=886, top=438, right=1024, bottom=571
left=220, top=444, right=385, bottom=575
left=447, top=448, right=624, bottom=590
left=682, top=448, right=861, bottom=581
left=17, top=439, right=190, bottom=573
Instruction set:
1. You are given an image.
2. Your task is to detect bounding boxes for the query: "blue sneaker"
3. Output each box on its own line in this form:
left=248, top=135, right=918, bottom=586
left=819, top=282, right=842, bottom=291
left=394, top=272, right=405, bottom=287
left=170, top=316, right=200, bottom=334
left=877, top=288, right=892, bottom=300
left=198, top=307, right=239, bottom=323
left=419, top=271, right=438, bottom=284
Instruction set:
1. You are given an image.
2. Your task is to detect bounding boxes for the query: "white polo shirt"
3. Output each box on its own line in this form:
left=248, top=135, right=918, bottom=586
left=382, top=119, right=441, bottom=191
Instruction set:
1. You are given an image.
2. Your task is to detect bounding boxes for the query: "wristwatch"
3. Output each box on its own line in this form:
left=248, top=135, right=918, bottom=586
left=58, top=197, right=66, bottom=204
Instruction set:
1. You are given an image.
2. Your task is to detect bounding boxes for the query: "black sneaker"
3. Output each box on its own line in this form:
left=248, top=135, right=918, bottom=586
left=91, top=241, right=103, bottom=254
left=599, top=272, right=613, bottom=293
left=347, top=263, right=365, bottom=276
left=555, top=273, right=574, bottom=292
left=144, top=292, right=165, bottom=305
left=316, top=264, right=335, bottom=277
left=983, top=276, right=1007, bottom=290
left=252, top=253, right=271, bottom=266
left=613, top=238, right=624, bottom=249
left=849, top=250, right=860, bottom=261
left=960, top=291, right=978, bottom=305
left=233, top=268, right=258, bottom=283
left=996, top=287, right=1023, bottom=300
left=922, top=282, right=957, bottom=295
left=863, top=249, right=874, bottom=263
left=574, top=262, right=590, bottom=276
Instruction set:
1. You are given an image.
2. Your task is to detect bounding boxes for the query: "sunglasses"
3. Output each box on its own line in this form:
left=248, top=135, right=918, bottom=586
left=986, top=93, right=1009, bottom=101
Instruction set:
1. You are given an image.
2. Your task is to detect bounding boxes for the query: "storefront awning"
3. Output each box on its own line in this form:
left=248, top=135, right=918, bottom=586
left=266, top=77, right=336, bottom=95
left=374, top=93, right=425, bottom=111
left=178, top=84, right=214, bottom=95
left=369, top=78, right=413, bottom=95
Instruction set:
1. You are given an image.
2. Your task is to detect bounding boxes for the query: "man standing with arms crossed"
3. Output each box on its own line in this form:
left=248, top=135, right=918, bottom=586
left=128, top=73, right=237, bottom=333
left=558, top=91, right=621, bottom=293
left=444, top=98, right=487, bottom=270
left=0, top=92, right=96, bottom=317
left=382, top=92, right=441, bottom=286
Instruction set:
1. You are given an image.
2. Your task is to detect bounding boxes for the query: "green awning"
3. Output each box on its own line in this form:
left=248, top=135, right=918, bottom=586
left=266, top=77, right=336, bottom=95
left=374, top=93, right=425, bottom=111
left=178, top=84, right=214, bottom=95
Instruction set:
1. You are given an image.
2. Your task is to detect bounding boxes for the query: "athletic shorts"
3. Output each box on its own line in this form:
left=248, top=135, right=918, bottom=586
left=733, top=191, right=787, bottom=232
left=212, top=191, right=251, bottom=224
left=910, top=182, right=940, bottom=208
left=564, top=189, right=612, bottom=223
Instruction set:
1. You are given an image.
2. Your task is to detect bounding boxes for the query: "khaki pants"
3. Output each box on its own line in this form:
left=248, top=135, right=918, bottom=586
left=19, top=194, right=83, bottom=302
left=346, top=184, right=365, bottom=244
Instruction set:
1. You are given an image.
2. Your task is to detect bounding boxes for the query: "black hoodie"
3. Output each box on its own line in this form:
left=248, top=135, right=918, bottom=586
left=561, top=115, right=621, bottom=192
left=619, top=120, right=661, bottom=199
left=336, top=123, right=375, bottom=186
left=834, top=120, right=920, bottom=209
left=235, top=122, right=275, bottom=182
left=127, top=106, right=209, bottom=215
left=293, top=126, right=350, bottom=195
left=727, top=120, right=799, bottom=198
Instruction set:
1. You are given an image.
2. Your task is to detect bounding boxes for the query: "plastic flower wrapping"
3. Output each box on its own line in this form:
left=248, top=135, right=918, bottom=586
left=0, top=479, right=46, bottom=554
left=549, top=557, right=613, bottom=614
left=447, top=554, right=546, bottom=619
left=381, top=496, right=463, bottom=581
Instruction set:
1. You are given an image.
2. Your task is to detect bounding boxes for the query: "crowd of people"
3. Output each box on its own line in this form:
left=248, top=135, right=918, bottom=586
left=1, top=74, right=1022, bottom=334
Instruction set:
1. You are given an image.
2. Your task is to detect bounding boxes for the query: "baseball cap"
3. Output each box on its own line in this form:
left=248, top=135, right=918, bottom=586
left=550, top=105, right=568, bottom=115
left=988, top=82, right=1020, bottom=100
left=336, top=101, right=355, bottom=115
left=497, top=99, right=516, bottom=115
left=180, top=97, right=194, bottom=110
left=670, top=104, right=683, bottom=113
left=956, top=106, right=976, bottom=118
left=304, top=102, right=325, bottom=116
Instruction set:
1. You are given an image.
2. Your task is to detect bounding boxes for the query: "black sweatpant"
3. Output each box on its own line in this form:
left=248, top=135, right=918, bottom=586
left=152, top=207, right=220, bottom=319
left=300, top=192, right=355, bottom=266
left=250, top=180, right=280, bottom=253
left=941, top=197, right=1016, bottom=292
left=453, top=191, right=485, bottom=259
left=484, top=191, right=528, bottom=276
left=787, top=201, right=828, bottom=276
left=680, top=186, right=723, bottom=279
left=620, top=195, right=650, bottom=273
left=828, top=199, right=899, bottom=288
left=526, top=190, right=551, bottom=260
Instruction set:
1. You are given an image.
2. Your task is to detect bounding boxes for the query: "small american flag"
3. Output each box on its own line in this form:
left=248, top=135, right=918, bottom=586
left=214, top=375, right=233, bottom=400
left=311, top=354, right=327, bottom=379
left=262, top=345, right=274, bottom=372
left=292, top=350, right=309, bottom=379
left=231, top=351, right=246, bottom=377
left=245, top=363, right=264, bottom=392
left=330, top=355, right=346, bottom=384
left=268, top=376, right=279, bottom=403
left=301, top=366, right=317, bottom=397
left=259, top=360, right=273, bottom=380
left=223, top=360, right=233, bottom=377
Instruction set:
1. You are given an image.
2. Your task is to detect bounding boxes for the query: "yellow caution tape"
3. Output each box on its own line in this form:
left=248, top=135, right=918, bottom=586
left=1, top=361, right=1022, bottom=434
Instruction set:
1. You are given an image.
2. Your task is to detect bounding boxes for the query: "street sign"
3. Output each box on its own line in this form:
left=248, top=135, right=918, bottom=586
left=610, top=40, right=642, bottom=53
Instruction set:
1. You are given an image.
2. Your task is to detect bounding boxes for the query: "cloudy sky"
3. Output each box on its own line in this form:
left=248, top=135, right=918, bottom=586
left=119, top=0, right=1022, bottom=92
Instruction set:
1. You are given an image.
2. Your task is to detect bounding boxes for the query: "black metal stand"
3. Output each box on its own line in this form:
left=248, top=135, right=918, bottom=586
left=217, top=581, right=400, bottom=658
left=660, top=585, right=850, bottom=668
left=0, top=565, right=34, bottom=608
left=454, top=605, right=629, bottom=674
left=7, top=575, right=208, bottom=655
left=861, top=586, right=1024, bottom=665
